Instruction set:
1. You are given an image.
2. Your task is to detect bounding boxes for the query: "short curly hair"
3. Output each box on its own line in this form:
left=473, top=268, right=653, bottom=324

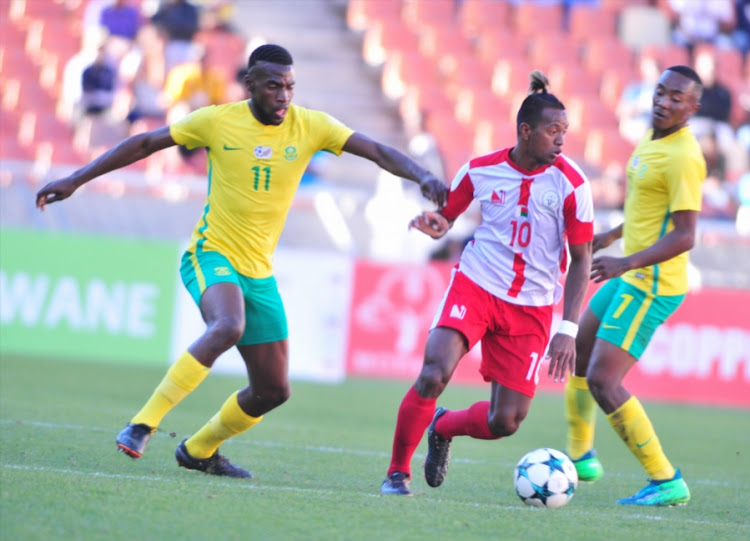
left=248, top=44, right=293, bottom=69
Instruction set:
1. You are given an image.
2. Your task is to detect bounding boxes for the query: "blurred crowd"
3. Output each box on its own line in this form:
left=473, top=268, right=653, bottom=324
left=614, top=0, right=750, bottom=223
left=59, top=0, right=249, bottom=174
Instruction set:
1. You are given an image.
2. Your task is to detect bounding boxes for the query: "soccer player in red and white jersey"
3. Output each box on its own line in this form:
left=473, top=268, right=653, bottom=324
left=381, top=71, right=594, bottom=496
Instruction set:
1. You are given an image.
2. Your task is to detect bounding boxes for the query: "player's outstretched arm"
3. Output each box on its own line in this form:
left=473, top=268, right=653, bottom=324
left=36, top=126, right=177, bottom=210
left=547, top=239, right=593, bottom=382
left=342, top=132, right=448, bottom=207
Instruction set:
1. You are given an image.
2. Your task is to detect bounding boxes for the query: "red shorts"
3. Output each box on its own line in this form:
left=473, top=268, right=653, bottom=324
left=432, top=270, right=553, bottom=398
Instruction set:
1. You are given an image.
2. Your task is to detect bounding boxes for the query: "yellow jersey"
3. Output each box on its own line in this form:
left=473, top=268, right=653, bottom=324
left=621, top=126, right=706, bottom=296
left=170, top=101, right=354, bottom=278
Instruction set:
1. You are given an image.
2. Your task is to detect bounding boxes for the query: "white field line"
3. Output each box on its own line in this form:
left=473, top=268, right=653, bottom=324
left=0, top=463, right=732, bottom=529
left=0, top=418, right=735, bottom=487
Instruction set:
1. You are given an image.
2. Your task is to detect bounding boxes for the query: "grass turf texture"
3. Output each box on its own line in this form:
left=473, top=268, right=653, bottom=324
left=1, top=355, right=748, bottom=541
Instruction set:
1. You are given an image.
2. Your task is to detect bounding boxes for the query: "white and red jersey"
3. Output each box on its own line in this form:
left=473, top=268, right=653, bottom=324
left=442, top=147, right=594, bottom=306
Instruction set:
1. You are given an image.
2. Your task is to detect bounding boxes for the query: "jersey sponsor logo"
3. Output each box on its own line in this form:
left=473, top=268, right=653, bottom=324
left=223, top=144, right=243, bottom=151
left=254, top=146, right=273, bottom=159
left=213, top=266, right=232, bottom=277
left=449, top=304, right=466, bottom=319
left=491, top=189, right=506, bottom=204
left=540, top=189, right=561, bottom=210
left=284, top=145, right=298, bottom=161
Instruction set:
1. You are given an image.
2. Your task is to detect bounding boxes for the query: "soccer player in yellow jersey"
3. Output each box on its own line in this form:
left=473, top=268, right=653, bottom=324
left=35, top=44, right=448, bottom=477
left=563, top=65, right=706, bottom=506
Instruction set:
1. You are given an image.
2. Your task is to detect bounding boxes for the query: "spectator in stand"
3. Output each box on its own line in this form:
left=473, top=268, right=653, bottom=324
left=617, top=53, right=662, bottom=145
left=80, top=44, right=118, bottom=117
left=152, top=0, right=201, bottom=71
left=668, top=0, right=736, bottom=56
left=699, top=130, right=738, bottom=220
left=100, top=0, right=143, bottom=42
left=163, top=46, right=227, bottom=111
left=691, top=48, right=735, bottom=169
left=734, top=0, right=750, bottom=62
left=121, top=24, right=169, bottom=127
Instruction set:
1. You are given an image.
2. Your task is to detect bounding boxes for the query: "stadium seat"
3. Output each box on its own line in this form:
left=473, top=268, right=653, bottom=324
left=567, top=94, right=619, bottom=133
left=638, top=43, right=690, bottom=71
left=454, top=87, right=511, bottom=128
left=402, top=0, right=457, bottom=31
left=381, top=49, right=440, bottom=100
left=0, top=135, right=35, bottom=161
left=568, top=4, right=618, bottom=43
left=547, top=64, right=601, bottom=100
left=457, top=0, right=511, bottom=39
left=442, top=55, right=492, bottom=101
left=527, top=33, right=582, bottom=73
left=425, top=110, right=474, bottom=175
left=512, top=2, right=564, bottom=37
left=491, top=57, right=534, bottom=98
left=585, top=127, right=634, bottom=169
left=581, top=36, right=634, bottom=77
left=346, top=0, right=402, bottom=31
left=472, top=117, right=517, bottom=157
left=398, top=82, right=454, bottom=135
left=599, top=66, right=638, bottom=111
left=417, top=22, right=474, bottom=63
left=362, top=18, right=419, bottom=67
left=473, top=28, right=526, bottom=71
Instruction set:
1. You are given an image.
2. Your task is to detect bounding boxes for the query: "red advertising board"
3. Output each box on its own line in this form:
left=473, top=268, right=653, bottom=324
left=345, top=260, right=750, bottom=408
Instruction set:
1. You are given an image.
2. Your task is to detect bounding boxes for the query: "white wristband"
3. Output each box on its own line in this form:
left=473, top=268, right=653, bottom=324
left=557, top=320, right=579, bottom=338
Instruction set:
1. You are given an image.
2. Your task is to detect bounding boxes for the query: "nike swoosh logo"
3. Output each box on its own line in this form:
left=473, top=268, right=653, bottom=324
left=223, top=144, right=243, bottom=151
left=602, top=323, right=620, bottom=330
left=636, top=437, right=652, bottom=448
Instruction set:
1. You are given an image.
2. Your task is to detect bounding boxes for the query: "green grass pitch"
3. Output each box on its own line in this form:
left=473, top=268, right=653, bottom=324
left=1, top=355, right=748, bottom=541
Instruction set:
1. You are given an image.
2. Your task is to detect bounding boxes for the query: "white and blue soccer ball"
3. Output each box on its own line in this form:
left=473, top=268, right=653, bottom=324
left=513, top=447, right=578, bottom=508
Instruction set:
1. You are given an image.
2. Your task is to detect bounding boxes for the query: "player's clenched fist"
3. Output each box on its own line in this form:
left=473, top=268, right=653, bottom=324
left=408, top=210, right=449, bottom=239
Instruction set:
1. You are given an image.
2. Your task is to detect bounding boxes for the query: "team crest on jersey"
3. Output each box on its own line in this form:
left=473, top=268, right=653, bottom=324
left=254, top=146, right=273, bottom=159
left=540, top=189, right=561, bottom=210
left=284, top=146, right=298, bottom=161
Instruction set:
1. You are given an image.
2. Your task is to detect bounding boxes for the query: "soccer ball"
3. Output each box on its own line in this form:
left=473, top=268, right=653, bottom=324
left=513, top=447, right=578, bottom=508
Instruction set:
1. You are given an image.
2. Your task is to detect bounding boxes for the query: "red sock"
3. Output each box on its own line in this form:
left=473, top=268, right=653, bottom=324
left=436, top=401, right=499, bottom=440
left=387, top=386, right=437, bottom=476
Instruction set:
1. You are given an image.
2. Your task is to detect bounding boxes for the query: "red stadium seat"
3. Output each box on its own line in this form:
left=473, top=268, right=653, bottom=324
left=346, top=0, right=402, bottom=31
left=362, top=18, right=419, bottom=66
left=402, top=0, right=457, bottom=31
left=527, top=33, right=583, bottom=73
left=491, top=58, right=534, bottom=98
left=457, top=0, right=511, bottom=38
left=568, top=4, right=618, bottom=44
left=581, top=36, right=635, bottom=77
left=512, top=2, right=564, bottom=37
left=473, top=28, right=527, bottom=71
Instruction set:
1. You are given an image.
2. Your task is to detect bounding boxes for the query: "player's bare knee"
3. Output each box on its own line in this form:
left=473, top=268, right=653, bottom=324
left=416, top=364, right=450, bottom=395
left=487, top=412, right=521, bottom=437
left=261, top=384, right=291, bottom=409
left=208, top=317, right=244, bottom=349
left=586, top=374, right=613, bottom=403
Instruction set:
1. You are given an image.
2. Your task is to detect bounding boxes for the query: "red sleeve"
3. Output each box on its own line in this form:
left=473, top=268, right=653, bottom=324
left=440, top=170, right=475, bottom=221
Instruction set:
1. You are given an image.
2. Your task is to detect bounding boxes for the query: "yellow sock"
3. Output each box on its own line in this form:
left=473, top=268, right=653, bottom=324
left=565, top=376, right=598, bottom=460
left=607, top=396, right=675, bottom=480
left=131, top=351, right=210, bottom=428
left=186, top=391, right=262, bottom=459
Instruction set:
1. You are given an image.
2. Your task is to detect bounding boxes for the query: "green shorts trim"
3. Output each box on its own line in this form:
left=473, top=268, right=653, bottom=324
left=590, top=277, right=684, bottom=359
left=180, top=250, right=288, bottom=346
